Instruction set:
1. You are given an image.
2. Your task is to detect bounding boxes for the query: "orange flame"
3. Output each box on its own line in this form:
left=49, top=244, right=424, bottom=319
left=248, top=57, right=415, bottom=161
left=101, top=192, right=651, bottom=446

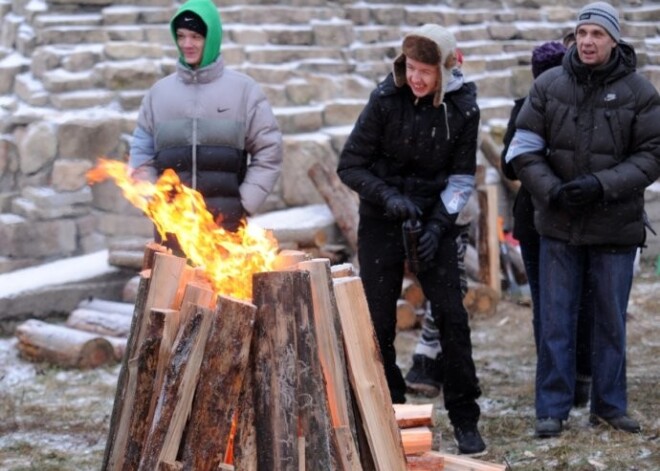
left=87, top=158, right=278, bottom=300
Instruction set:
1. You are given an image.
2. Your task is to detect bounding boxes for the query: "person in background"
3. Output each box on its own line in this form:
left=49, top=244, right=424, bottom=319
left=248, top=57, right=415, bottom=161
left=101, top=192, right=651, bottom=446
left=338, top=24, right=486, bottom=455
left=128, top=0, right=282, bottom=251
left=404, top=51, right=476, bottom=399
left=507, top=1, right=660, bottom=438
left=501, top=41, right=592, bottom=409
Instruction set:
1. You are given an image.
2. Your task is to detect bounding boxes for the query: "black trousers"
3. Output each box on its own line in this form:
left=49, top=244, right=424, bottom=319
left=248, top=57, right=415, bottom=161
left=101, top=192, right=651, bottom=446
left=357, top=216, right=481, bottom=426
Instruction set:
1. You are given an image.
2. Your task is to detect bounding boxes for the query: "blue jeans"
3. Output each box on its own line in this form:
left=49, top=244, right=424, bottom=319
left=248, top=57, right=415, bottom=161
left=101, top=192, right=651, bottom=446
left=536, top=237, right=635, bottom=420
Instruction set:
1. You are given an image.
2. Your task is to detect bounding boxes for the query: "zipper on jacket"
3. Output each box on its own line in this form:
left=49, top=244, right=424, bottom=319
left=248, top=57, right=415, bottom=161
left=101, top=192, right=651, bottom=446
left=192, top=72, right=198, bottom=190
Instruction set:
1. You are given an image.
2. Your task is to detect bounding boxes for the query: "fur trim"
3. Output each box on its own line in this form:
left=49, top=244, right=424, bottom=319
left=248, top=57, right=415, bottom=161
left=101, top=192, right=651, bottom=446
left=393, top=24, right=457, bottom=107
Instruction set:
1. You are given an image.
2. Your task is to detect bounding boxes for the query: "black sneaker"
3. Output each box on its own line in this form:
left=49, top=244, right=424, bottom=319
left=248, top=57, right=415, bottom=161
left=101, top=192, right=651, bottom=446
left=573, top=376, right=591, bottom=408
left=589, top=414, right=641, bottom=433
left=405, top=354, right=442, bottom=398
left=454, top=424, right=486, bottom=456
left=535, top=418, right=563, bottom=438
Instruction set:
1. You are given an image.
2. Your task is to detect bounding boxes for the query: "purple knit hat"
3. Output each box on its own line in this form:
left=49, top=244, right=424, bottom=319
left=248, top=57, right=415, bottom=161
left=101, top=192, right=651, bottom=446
left=531, top=41, right=567, bottom=78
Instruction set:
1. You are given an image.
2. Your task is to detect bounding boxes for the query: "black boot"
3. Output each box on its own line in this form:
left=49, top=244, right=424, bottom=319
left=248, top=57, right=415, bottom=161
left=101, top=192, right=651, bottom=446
left=405, top=354, right=443, bottom=398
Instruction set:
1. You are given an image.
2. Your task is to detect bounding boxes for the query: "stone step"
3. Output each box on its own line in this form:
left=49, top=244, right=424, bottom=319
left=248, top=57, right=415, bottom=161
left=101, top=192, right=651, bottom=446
left=50, top=89, right=115, bottom=110
left=243, top=45, right=345, bottom=65
left=219, top=5, right=342, bottom=26
left=101, top=5, right=176, bottom=26
left=33, top=13, right=102, bottom=29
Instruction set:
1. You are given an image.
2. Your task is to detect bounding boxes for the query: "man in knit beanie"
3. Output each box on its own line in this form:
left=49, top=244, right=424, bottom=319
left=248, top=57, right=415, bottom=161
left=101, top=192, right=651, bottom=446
left=576, top=1, right=620, bottom=43
left=506, top=0, right=660, bottom=439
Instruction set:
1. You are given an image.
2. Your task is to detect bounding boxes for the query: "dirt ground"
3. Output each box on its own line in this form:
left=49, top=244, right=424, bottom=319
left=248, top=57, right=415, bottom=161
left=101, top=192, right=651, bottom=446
left=0, top=261, right=658, bottom=470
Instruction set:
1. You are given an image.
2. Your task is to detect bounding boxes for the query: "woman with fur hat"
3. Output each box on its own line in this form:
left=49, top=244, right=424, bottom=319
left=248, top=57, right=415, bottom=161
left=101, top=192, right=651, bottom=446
left=337, top=24, right=486, bottom=455
left=128, top=0, right=282, bottom=247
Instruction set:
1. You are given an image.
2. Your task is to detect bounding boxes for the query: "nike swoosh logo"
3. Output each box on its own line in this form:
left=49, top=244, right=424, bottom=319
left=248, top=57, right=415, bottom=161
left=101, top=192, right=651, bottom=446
left=217, top=107, right=229, bottom=113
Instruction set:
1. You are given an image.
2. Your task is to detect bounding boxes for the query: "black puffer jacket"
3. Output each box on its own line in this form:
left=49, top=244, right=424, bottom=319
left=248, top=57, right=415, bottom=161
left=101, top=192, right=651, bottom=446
left=337, top=73, right=479, bottom=225
left=513, top=43, right=660, bottom=247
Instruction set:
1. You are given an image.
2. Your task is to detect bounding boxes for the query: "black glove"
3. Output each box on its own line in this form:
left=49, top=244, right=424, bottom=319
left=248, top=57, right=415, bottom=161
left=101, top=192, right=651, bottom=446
left=561, top=174, right=603, bottom=206
left=384, top=194, right=420, bottom=221
left=417, top=222, right=444, bottom=262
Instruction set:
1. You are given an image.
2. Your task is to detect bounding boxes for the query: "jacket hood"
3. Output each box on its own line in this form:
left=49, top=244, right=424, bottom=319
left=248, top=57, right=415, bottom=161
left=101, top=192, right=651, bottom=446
left=171, top=0, right=223, bottom=69
left=393, top=24, right=457, bottom=107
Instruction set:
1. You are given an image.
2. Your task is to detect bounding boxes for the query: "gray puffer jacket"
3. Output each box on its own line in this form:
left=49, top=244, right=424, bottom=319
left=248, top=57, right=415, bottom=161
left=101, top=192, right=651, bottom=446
left=513, top=42, right=660, bottom=247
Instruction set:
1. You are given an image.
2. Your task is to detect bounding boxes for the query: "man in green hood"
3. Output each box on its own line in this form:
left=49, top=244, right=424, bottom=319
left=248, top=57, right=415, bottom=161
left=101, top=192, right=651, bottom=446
left=129, top=0, right=282, bottom=248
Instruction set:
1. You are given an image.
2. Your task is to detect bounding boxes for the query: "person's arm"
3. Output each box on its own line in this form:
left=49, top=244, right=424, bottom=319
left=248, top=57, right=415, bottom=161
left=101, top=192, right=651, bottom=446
left=240, top=88, right=283, bottom=215
left=128, top=126, right=157, bottom=182
left=510, top=81, right=564, bottom=207
left=594, top=85, right=660, bottom=200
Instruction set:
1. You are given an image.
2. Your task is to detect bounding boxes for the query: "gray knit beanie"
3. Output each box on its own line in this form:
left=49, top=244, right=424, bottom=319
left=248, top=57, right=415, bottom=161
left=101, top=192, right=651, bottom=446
left=575, top=1, right=620, bottom=43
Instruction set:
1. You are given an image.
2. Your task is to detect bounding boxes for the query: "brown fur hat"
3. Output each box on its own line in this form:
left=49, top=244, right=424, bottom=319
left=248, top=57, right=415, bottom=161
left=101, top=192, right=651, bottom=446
left=393, top=24, right=457, bottom=107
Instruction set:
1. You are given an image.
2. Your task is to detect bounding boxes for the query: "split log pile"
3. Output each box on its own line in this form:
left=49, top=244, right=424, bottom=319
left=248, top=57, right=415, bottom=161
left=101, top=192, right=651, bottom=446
left=14, top=297, right=135, bottom=368
left=99, top=244, right=506, bottom=471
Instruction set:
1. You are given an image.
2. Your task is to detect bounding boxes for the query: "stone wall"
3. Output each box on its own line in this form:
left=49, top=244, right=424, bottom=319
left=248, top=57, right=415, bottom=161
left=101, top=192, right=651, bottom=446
left=0, top=0, right=659, bottom=272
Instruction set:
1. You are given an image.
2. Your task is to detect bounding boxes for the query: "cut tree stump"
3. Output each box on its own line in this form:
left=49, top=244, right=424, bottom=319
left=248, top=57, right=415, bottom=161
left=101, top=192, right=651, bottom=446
left=15, top=319, right=116, bottom=368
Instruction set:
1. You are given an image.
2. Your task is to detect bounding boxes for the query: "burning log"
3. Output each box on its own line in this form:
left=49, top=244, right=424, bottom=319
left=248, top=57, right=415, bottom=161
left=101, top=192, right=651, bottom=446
left=251, top=270, right=335, bottom=470
left=15, top=319, right=116, bottom=368
left=123, top=310, right=167, bottom=470
left=138, top=306, right=214, bottom=470
left=181, top=295, right=257, bottom=471
left=103, top=252, right=188, bottom=471
left=333, top=276, right=407, bottom=471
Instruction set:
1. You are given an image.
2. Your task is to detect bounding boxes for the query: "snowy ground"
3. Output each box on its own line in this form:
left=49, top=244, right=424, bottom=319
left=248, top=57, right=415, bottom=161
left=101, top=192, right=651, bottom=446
left=0, top=261, right=659, bottom=470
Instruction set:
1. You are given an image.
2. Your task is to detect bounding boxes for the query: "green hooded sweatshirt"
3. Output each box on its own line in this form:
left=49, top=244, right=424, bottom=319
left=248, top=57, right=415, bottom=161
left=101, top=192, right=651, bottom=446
left=170, top=0, right=223, bottom=69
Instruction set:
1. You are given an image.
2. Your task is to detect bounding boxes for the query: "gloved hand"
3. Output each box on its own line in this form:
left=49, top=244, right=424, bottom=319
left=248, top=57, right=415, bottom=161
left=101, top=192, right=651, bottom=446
left=561, top=174, right=603, bottom=206
left=417, top=222, right=444, bottom=262
left=384, top=194, right=420, bottom=221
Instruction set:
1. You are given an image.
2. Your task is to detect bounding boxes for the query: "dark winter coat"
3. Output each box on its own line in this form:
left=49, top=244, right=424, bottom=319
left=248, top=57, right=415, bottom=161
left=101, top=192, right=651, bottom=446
left=501, top=97, right=538, bottom=244
left=337, top=73, right=479, bottom=227
left=513, top=43, right=660, bottom=247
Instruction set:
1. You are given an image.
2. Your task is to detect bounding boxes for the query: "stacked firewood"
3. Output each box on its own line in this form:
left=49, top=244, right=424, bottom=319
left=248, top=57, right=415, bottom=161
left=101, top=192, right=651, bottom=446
left=15, top=297, right=134, bottom=369
left=100, top=243, right=505, bottom=471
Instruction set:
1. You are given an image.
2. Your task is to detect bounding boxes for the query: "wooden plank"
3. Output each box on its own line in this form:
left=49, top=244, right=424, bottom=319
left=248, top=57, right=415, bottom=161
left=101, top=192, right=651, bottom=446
left=290, top=268, right=336, bottom=470
left=298, top=259, right=361, bottom=471
left=393, top=403, right=434, bottom=429
left=477, top=185, right=501, bottom=297
left=333, top=276, right=407, bottom=471
left=400, top=427, right=433, bottom=455
left=423, top=451, right=506, bottom=471
left=308, top=161, right=359, bottom=253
